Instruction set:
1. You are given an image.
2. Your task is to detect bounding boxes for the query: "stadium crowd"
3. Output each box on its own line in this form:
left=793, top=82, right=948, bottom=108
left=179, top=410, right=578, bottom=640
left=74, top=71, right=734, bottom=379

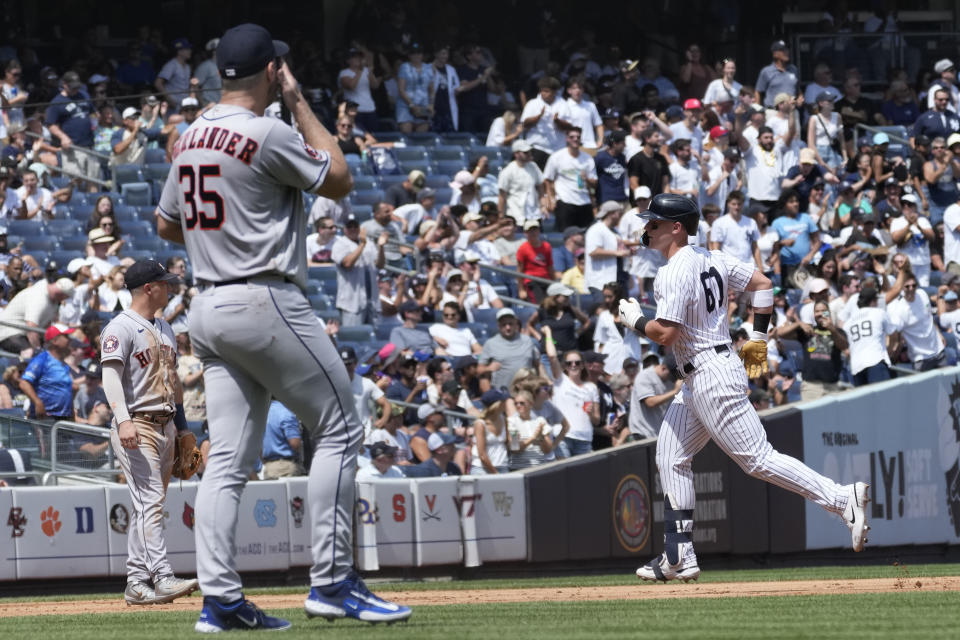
left=1, top=10, right=959, bottom=480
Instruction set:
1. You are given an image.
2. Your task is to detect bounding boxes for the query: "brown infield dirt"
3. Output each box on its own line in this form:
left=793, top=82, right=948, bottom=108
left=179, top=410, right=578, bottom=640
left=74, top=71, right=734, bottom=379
left=3, top=577, right=960, bottom=617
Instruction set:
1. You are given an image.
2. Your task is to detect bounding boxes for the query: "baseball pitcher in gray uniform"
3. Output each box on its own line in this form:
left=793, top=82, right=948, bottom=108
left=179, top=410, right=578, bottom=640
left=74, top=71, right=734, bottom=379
left=156, top=24, right=410, bottom=631
left=101, top=260, right=199, bottom=605
left=618, top=194, right=870, bottom=583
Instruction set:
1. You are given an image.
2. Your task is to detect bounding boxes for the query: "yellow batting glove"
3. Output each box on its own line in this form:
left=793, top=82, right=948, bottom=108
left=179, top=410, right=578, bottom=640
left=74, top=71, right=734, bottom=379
left=738, top=332, right=769, bottom=378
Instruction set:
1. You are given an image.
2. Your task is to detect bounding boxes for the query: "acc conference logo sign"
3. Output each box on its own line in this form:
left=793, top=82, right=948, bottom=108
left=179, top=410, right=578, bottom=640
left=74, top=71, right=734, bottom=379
left=613, top=474, right=651, bottom=552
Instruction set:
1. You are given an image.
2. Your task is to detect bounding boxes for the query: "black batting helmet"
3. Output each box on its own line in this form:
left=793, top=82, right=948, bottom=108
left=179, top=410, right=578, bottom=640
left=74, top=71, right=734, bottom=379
left=638, top=193, right=701, bottom=235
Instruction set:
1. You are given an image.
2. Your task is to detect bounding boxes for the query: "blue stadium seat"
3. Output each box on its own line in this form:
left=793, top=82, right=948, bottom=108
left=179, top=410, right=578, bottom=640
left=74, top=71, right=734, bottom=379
left=131, top=236, right=165, bottom=252
left=394, top=146, right=428, bottom=162
left=474, top=146, right=505, bottom=161
left=144, top=148, right=167, bottom=164
left=46, top=220, right=84, bottom=238
left=349, top=161, right=369, bottom=177
left=308, top=293, right=331, bottom=310
left=425, top=174, right=450, bottom=189
left=541, top=217, right=557, bottom=232
left=7, top=219, right=44, bottom=237
left=150, top=180, right=163, bottom=204
left=144, top=163, right=172, bottom=181
left=60, top=237, right=89, bottom=252
left=462, top=322, right=488, bottom=342
left=544, top=231, right=563, bottom=246
left=432, top=146, right=467, bottom=162
left=120, top=182, right=152, bottom=206
left=112, top=204, right=139, bottom=224
left=352, top=175, right=379, bottom=191
left=124, top=249, right=156, bottom=261
left=351, top=204, right=374, bottom=222
left=156, top=249, right=188, bottom=266
left=113, top=164, right=144, bottom=186
left=135, top=205, right=156, bottom=222
left=351, top=189, right=385, bottom=207
left=374, top=323, right=396, bottom=341
left=51, top=250, right=82, bottom=265
left=308, top=265, right=337, bottom=282
left=372, top=132, right=406, bottom=143
left=337, top=324, right=376, bottom=343
left=440, top=133, right=478, bottom=146
left=305, top=279, right=323, bottom=295
left=68, top=191, right=89, bottom=207
left=432, top=187, right=453, bottom=204
left=399, top=160, right=431, bottom=175
left=405, top=133, right=441, bottom=147
left=435, top=159, right=465, bottom=176
left=379, top=175, right=406, bottom=189
left=123, top=220, right=155, bottom=237
left=471, top=307, right=499, bottom=334
left=50, top=175, right=72, bottom=189
left=23, top=236, right=59, bottom=252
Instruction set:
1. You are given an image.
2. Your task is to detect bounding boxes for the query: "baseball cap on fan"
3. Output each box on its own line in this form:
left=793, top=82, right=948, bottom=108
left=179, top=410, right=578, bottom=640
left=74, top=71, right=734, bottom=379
left=124, top=260, right=183, bottom=290
left=217, top=23, right=289, bottom=79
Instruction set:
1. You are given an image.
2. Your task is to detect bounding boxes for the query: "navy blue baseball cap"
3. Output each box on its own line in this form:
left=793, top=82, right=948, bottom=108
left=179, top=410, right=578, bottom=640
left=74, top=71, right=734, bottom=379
left=217, top=23, right=289, bottom=79
left=125, top=260, right=182, bottom=290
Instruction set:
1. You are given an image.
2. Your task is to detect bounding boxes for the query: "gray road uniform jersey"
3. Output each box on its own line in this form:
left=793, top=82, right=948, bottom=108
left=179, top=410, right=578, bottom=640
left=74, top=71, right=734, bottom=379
left=101, top=310, right=178, bottom=415
left=156, top=101, right=364, bottom=601
left=157, top=103, right=330, bottom=289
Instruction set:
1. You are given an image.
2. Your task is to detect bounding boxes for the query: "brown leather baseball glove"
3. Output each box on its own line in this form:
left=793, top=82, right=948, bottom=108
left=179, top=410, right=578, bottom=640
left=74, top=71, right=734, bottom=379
left=172, top=431, right=202, bottom=480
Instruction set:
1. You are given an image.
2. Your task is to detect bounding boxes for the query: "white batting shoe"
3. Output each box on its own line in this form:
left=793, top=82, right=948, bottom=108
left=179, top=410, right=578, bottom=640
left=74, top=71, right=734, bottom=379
left=843, top=482, right=870, bottom=552
left=153, top=575, right=199, bottom=603
left=124, top=581, right=156, bottom=605
left=636, top=553, right=701, bottom=583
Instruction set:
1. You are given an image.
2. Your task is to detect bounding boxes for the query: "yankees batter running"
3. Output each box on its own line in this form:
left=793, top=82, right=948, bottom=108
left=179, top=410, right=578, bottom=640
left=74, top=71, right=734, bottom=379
left=155, top=23, right=411, bottom=631
left=101, top=260, right=199, bottom=605
left=618, top=194, right=870, bottom=583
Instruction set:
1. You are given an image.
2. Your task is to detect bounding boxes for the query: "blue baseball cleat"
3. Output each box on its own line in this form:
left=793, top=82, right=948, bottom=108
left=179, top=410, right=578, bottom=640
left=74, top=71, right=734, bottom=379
left=195, top=596, right=292, bottom=633
left=304, top=572, right=412, bottom=624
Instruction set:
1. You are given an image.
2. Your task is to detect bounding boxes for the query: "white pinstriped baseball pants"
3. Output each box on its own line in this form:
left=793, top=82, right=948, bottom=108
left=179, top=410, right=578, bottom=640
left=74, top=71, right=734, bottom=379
left=656, top=348, right=848, bottom=516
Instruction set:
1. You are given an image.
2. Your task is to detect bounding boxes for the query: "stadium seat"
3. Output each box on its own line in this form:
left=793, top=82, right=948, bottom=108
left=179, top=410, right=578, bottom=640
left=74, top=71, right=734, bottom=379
left=123, top=220, right=155, bottom=237
left=50, top=175, right=72, bottom=189
left=135, top=205, right=156, bottom=222
left=352, top=175, right=379, bottom=191
left=379, top=175, right=406, bottom=189
left=462, top=322, right=489, bottom=342
left=60, top=237, right=89, bottom=252
left=124, top=249, right=155, bottom=261
left=51, top=249, right=81, bottom=265
left=435, top=159, right=465, bottom=176
left=398, top=160, right=431, bottom=175
left=113, top=164, right=144, bottom=186
left=372, top=132, right=406, bottom=143
left=351, top=204, right=374, bottom=222
left=308, top=293, right=331, bottom=310
left=7, top=219, right=44, bottom=237
left=431, top=147, right=467, bottom=162
left=68, top=191, right=89, bottom=207
left=112, top=204, right=139, bottom=224
left=144, top=163, right=172, bottom=181
left=440, top=133, right=478, bottom=146
left=405, top=133, right=441, bottom=147
left=374, top=323, right=396, bottom=341
left=308, top=265, right=337, bottom=282
left=23, top=236, right=59, bottom=252
left=131, top=236, right=165, bottom=252
left=337, top=324, right=376, bottom=343
left=432, top=187, right=453, bottom=204
left=352, top=188, right=385, bottom=207
left=541, top=217, right=557, bottom=232
left=45, top=220, right=84, bottom=238
left=394, top=146, right=429, bottom=162
left=474, top=146, right=505, bottom=161
left=144, top=148, right=167, bottom=164
left=544, top=231, right=564, bottom=246
left=156, top=249, right=188, bottom=265
left=121, top=182, right=152, bottom=206
left=425, top=174, right=450, bottom=189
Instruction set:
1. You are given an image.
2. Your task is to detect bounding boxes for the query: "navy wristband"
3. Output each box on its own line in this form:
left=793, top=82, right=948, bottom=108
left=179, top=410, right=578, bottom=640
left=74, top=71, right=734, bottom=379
left=174, top=403, right=189, bottom=432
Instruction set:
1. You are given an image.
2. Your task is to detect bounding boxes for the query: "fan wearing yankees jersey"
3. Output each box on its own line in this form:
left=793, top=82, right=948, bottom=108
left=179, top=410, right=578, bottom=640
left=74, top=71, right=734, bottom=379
left=843, top=287, right=895, bottom=386
left=101, top=260, right=198, bottom=606
left=155, top=24, right=410, bottom=631
left=618, top=193, right=870, bottom=584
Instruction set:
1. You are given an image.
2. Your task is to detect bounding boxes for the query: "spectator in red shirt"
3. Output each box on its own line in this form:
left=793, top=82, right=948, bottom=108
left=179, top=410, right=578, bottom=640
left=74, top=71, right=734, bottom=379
left=516, top=219, right=553, bottom=303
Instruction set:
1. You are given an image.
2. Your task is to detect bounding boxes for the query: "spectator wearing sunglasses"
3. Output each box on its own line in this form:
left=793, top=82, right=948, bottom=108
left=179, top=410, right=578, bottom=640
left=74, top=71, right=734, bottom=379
left=542, top=325, right=599, bottom=457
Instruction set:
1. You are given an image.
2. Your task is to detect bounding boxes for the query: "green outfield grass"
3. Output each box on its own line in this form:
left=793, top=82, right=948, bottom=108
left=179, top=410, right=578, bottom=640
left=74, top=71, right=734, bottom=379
left=8, top=592, right=960, bottom=640
left=5, top=561, right=958, bottom=602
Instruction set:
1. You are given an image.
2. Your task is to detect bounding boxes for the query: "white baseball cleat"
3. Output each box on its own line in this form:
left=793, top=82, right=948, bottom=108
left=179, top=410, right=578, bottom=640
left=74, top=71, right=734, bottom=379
left=843, top=482, right=870, bottom=552
left=636, top=553, right=701, bottom=583
left=153, top=575, right=199, bottom=603
left=124, top=581, right=156, bottom=605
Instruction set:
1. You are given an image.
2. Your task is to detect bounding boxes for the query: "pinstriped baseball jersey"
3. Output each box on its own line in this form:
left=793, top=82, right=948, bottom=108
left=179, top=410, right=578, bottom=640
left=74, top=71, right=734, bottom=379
left=156, top=103, right=331, bottom=290
left=653, top=245, right=753, bottom=364
left=100, top=310, right=178, bottom=415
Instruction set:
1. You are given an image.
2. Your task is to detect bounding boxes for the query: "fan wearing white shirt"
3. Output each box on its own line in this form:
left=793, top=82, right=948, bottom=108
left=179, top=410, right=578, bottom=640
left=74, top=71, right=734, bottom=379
left=584, top=201, right=628, bottom=293
left=702, top=149, right=743, bottom=210
left=889, top=198, right=934, bottom=286
left=708, top=191, right=762, bottom=269
left=888, top=273, right=947, bottom=371
left=520, top=76, right=575, bottom=167
left=667, top=138, right=700, bottom=202
left=843, top=287, right=896, bottom=386
left=543, top=127, right=598, bottom=231
left=356, top=442, right=405, bottom=480
left=565, top=79, right=603, bottom=152
left=943, top=199, right=960, bottom=273
left=429, top=301, right=482, bottom=356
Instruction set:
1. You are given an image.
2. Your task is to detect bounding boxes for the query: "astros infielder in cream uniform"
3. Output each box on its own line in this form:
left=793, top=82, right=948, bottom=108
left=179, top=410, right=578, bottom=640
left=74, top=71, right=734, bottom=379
left=155, top=23, right=410, bottom=632
left=618, top=193, right=870, bottom=583
left=101, top=259, right=198, bottom=605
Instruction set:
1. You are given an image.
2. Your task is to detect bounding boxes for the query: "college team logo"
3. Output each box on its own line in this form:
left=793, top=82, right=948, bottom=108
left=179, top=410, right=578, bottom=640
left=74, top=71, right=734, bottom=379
left=7, top=507, right=26, bottom=538
left=290, top=497, right=304, bottom=529
left=110, top=504, right=128, bottom=534
left=613, top=474, right=651, bottom=553
left=254, top=499, right=277, bottom=528
left=182, top=502, right=195, bottom=530
left=40, top=506, right=62, bottom=537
